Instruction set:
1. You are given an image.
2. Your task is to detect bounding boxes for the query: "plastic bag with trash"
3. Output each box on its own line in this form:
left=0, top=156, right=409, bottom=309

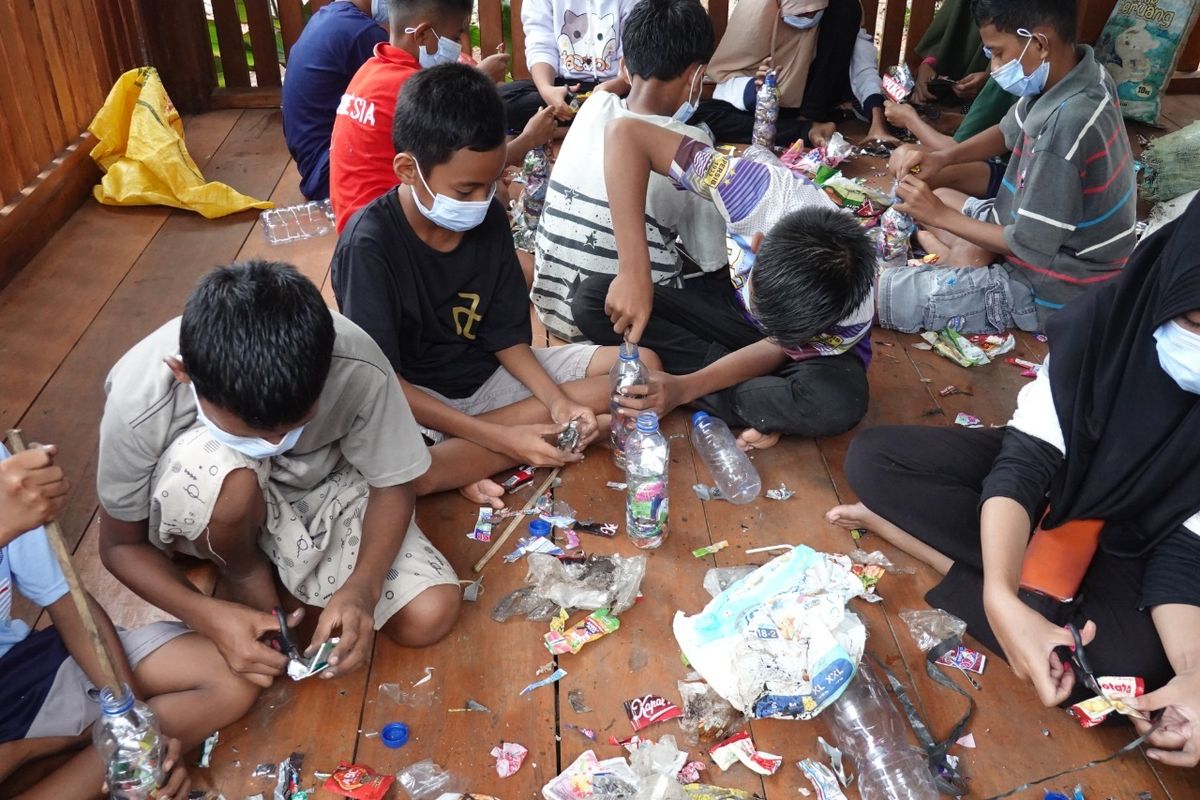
left=1095, top=2, right=1200, bottom=125
left=674, top=546, right=868, bottom=720
left=493, top=553, right=646, bottom=621
left=630, top=736, right=688, bottom=800
left=677, top=681, right=744, bottom=744
left=899, top=608, right=967, bottom=653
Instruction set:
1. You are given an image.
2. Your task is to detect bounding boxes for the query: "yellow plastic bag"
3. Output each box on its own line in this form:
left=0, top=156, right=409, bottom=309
left=88, top=67, right=272, bottom=218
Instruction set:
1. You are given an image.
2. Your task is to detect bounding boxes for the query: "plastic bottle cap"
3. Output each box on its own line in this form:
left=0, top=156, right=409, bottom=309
left=635, top=411, right=659, bottom=432
left=619, top=342, right=640, bottom=360
left=529, top=519, right=552, bottom=538
left=381, top=722, right=409, bottom=748
left=690, top=411, right=710, bottom=426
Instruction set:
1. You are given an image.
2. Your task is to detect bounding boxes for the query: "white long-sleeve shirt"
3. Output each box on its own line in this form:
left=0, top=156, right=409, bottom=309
left=712, top=29, right=882, bottom=111
left=521, top=0, right=639, bottom=82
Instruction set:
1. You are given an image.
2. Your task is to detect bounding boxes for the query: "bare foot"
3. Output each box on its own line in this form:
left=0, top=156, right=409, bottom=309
left=736, top=428, right=782, bottom=451
left=825, top=501, right=883, bottom=531
left=459, top=478, right=506, bottom=509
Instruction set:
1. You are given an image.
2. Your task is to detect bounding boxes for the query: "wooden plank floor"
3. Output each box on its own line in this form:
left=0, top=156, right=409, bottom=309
left=3, top=103, right=1199, bottom=800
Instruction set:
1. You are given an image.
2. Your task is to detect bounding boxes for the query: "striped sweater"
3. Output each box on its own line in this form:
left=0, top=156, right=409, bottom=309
left=992, top=45, right=1136, bottom=324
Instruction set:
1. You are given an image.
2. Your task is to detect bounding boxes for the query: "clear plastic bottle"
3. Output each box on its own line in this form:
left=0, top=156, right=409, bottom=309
left=609, top=341, right=650, bottom=468
left=689, top=411, right=762, bottom=504
left=827, top=663, right=939, bottom=800
left=751, top=70, right=779, bottom=148
left=624, top=411, right=669, bottom=549
left=93, top=685, right=164, bottom=800
left=259, top=198, right=335, bottom=244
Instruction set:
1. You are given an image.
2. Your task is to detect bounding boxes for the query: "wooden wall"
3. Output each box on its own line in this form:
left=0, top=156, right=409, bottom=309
left=0, top=0, right=145, bottom=288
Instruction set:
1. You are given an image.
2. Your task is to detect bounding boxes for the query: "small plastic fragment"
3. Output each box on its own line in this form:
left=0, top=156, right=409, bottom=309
left=520, top=667, right=567, bottom=695
left=503, top=535, right=564, bottom=563
left=692, top=541, right=729, bottom=558
left=816, top=737, right=851, bottom=787
left=568, top=689, right=592, bottom=713
left=197, top=731, right=219, bottom=768
left=252, top=763, right=277, bottom=779
left=900, top=608, right=968, bottom=653
left=692, top=484, right=724, bottom=501
left=956, top=733, right=976, bottom=749
left=575, top=519, right=618, bottom=537
left=764, top=484, right=794, bottom=501
left=462, top=576, right=484, bottom=602
left=677, top=761, right=706, bottom=784
left=709, top=731, right=781, bottom=776
left=557, top=418, right=582, bottom=453
left=607, top=481, right=627, bottom=490
left=954, top=412, right=983, bottom=428
left=379, top=680, right=435, bottom=709
left=535, top=660, right=555, bottom=675
left=411, top=667, right=435, bottom=687
left=491, top=742, right=529, bottom=777
left=395, top=759, right=465, bottom=800
left=797, top=759, right=848, bottom=800
left=938, top=385, right=971, bottom=397
left=565, top=722, right=597, bottom=740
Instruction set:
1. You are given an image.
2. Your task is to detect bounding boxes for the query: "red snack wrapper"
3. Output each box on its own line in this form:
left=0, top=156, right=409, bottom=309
left=934, top=645, right=987, bottom=675
left=624, top=694, right=683, bottom=731
left=324, top=761, right=396, bottom=800
left=1068, top=676, right=1145, bottom=728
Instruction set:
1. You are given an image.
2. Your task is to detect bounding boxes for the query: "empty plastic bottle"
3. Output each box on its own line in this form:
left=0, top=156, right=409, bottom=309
left=751, top=70, right=779, bottom=148
left=625, top=411, right=669, bottom=549
left=94, top=685, right=165, bottom=800
left=259, top=198, right=335, bottom=244
left=827, top=663, right=939, bottom=800
left=690, top=411, right=762, bottom=504
left=609, top=341, right=650, bottom=468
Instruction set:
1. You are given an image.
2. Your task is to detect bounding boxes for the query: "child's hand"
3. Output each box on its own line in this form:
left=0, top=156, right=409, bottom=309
left=912, top=60, right=937, bottom=104
left=604, top=271, right=654, bottom=343
left=0, top=444, right=69, bottom=545
left=1128, top=671, right=1200, bottom=767
left=204, top=601, right=291, bottom=688
left=478, top=51, right=510, bottom=83
left=754, top=58, right=772, bottom=88
left=892, top=147, right=945, bottom=183
left=884, top=100, right=918, bottom=130
left=614, top=373, right=686, bottom=418
left=808, top=122, right=837, bottom=148
left=541, top=84, right=579, bottom=121
left=893, top=175, right=947, bottom=225
left=504, top=423, right=585, bottom=467
left=523, top=105, right=559, bottom=148
left=549, top=399, right=599, bottom=449
left=310, top=584, right=375, bottom=678
left=954, top=71, right=988, bottom=99
left=104, top=737, right=188, bottom=799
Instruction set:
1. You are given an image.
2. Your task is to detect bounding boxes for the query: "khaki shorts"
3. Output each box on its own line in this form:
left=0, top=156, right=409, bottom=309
left=26, top=622, right=189, bottom=739
left=413, top=344, right=599, bottom=442
left=149, top=428, right=457, bottom=629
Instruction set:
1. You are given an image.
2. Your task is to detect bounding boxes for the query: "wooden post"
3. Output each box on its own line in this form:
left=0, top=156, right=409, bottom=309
left=138, top=0, right=218, bottom=113
left=5, top=430, right=121, bottom=695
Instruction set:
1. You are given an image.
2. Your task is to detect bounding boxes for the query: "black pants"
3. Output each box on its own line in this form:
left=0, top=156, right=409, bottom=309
left=498, top=78, right=598, bottom=132
left=688, top=101, right=814, bottom=147
left=572, top=272, right=869, bottom=437
left=845, top=425, right=1173, bottom=697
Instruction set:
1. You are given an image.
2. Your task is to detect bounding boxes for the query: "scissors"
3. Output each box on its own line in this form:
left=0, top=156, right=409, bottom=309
left=271, top=606, right=302, bottom=662
left=1062, top=622, right=1105, bottom=699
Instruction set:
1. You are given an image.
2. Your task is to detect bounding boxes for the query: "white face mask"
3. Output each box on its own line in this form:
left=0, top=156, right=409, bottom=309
left=990, top=28, right=1049, bottom=97
left=782, top=10, right=824, bottom=29
left=672, top=66, right=704, bottom=123
left=411, top=158, right=495, bottom=231
left=190, top=383, right=305, bottom=459
left=404, top=25, right=461, bottom=67
left=1154, top=319, right=1200, bottom=395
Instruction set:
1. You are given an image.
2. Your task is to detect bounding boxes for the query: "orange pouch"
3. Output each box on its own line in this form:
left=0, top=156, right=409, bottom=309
left=1019, top=517, right=1104, bottom=603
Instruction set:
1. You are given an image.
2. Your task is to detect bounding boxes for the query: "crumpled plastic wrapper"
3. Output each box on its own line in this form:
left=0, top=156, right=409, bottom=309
left=630, top=736, right=689, bottom=800
left=493, top=554, right=646, bottom=621
left=677, top=681, right=745, bottom=744
left=542, top=750, right=640, bottom=800
left=492, top=742, right=529, bottom=778
left=674, top=546, right=868, bottom=720
left=511, top=146, right=549, bottom=251
left=899, top=608, right=967, bottom=653
left=395, top=759, right=466, bottom=800
left=882, top=63, right=915, bottom=103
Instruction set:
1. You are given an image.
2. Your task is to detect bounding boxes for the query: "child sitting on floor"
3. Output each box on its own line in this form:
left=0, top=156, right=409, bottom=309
left=0, top=445, right=255, bottom=800
left=333, top=64, right=650, bottom=508
left=882, top=0, right=1136, bottom=334
left=98, top=260, right=462, bottom=691
left=532, top=0, right=728, bottom=342
left=572, top=119, right=876, bottom=450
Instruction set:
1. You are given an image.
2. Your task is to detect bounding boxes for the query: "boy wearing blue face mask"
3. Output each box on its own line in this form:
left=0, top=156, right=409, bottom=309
left=329, top=0, right=556, bottom=232
left=98, top=260, right=463, bottom=690
left=333, top=65, right=643, bottom=510
left=880, top=0, right=1136, bottom=335
left=531, top=0, right=728, bottom=342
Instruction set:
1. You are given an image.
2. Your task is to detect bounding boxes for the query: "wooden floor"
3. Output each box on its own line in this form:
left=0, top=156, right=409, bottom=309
left=4, top=99, right=1200, bottom=800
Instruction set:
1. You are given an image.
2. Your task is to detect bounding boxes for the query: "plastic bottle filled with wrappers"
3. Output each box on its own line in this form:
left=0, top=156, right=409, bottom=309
left=609, top=341, right=650, bottom=467
left=689, top=411, right=761, bottom=504
left=828, top=663, right=938, bottom=800
left=625, top=411, right=669, bottom=549
left=751, top=70, right=779, bottom=148
left=94, top=685, right=165, bottom=800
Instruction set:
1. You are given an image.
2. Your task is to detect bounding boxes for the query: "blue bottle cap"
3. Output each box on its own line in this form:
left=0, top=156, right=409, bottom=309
left=636, top=411, right=659, bottom=433
left=690, top=411, right=710, bottom=426
left=1042, top=793, right=1069, bottom=800
left=529, top=518, right=552, bottom=538
left=381, top=722, right=409, bottom=748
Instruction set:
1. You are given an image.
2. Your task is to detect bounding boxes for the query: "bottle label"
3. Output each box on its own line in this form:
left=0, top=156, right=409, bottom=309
left=626, top=476, right=668, bottom=542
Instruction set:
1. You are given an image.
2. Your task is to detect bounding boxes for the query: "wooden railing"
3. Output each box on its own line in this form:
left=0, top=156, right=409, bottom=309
left=0, top=0, right=144, bottom=287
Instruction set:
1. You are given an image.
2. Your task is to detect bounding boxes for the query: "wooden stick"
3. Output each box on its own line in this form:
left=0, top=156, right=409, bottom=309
left=473, top=467, right=561, bottom=574
left=6, top=430, right=122, bottom=694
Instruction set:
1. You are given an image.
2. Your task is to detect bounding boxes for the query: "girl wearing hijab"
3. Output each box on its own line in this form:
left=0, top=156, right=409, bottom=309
left=827, top=197, right=1200, bottom=768
left=693, top=0, right=894, bottom=147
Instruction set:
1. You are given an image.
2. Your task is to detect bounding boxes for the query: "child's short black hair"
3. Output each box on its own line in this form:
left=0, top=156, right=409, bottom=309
left=750, top=208, right=875, bottom=350
left=392, top=64, right=506, bottom=170
left=181, top=260, right=334, bottom=429
left=386, top=0, right=472, bottom=26
left=622, top=0, right=715, bottom=81
left=972, top=0, right=1076, bottom=44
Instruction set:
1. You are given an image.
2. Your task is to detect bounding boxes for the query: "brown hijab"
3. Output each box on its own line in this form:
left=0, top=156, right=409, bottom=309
left=707, top=0, right=831, bottom=108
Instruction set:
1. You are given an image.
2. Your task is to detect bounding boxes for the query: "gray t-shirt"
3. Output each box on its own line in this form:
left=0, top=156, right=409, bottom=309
left=98, top=312, right=430, bottom=522
left=994, top=45, right=1136, bottom=325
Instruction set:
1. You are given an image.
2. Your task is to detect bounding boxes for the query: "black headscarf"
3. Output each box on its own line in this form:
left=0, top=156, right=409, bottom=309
left=1044, top=196, right=1200, bottom=557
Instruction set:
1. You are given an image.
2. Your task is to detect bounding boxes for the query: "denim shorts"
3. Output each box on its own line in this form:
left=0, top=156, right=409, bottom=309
left=877, top=263, right=1039, bottom=334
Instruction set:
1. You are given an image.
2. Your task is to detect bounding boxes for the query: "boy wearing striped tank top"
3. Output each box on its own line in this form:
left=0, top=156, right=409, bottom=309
left=879, top=0, right=1135, bottom=334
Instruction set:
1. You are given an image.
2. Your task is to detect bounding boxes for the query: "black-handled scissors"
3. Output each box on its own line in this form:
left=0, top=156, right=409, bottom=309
left=272, top=606, right=302, bottom=662
left=1063, top=622, right=1104, bottom=698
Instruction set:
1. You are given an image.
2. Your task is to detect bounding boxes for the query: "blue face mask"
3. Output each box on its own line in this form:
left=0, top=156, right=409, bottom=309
left=404, top=25, right=461, bottom=68
left=190, top=384, right=305, bottom=459
left=371, top=0, right=390, bottom=26
left=411, top=159, right=495, bottom=232
left=782, top=10, right=823, bottom=29
left=672, top=67, right=704, bottom=123
left=1154, top=320, right=1200, bottom=395
left=991, top=29, right=1049, bottom=97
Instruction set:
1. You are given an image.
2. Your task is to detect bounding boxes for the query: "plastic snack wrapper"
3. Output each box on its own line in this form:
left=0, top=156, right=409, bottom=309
left=469, top=507, right=494, bottom=542
left=797, top=759, right=849, bottom=800
left=542, top=750, right=640, bottom=800
left=544, top=608, right=621, bottom=654
left=525, top=553, right=647, bottom=614
left=674, top=546, right=868, bottom=720
left=274, top=753, right=303, bottom=800
left=511, top=147, right=550, bottom=251
left=287, top=637, right=337, bottom=681
left=1069, top=676, right=1145, bottom=727
left=396, top=760, right=466, bottom=800
left=935, top=645, right=987, bottom=674
left=882, top=64, right=915, bottom=104
left=323, top=762, right=396, bottom=800
left=677, top=681, right=744, bottom=744
left=920, top=329, right=991, bottom=368
left=625, top=694, right=684, bottom=732
left=899, top=608, right=967, bottom=653
left=681, top=786, right=758, bottom=800
left=492, top=742, right=529, bottom=777
left=876, top=206, right=916, bottom=263
left=708, top=731, right=782, bottom=776
left=1095, top=2, right=1200, bottom=125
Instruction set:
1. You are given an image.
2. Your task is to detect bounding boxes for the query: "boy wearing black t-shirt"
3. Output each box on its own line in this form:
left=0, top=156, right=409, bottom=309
left=333, top=64, right=648, bottom=507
